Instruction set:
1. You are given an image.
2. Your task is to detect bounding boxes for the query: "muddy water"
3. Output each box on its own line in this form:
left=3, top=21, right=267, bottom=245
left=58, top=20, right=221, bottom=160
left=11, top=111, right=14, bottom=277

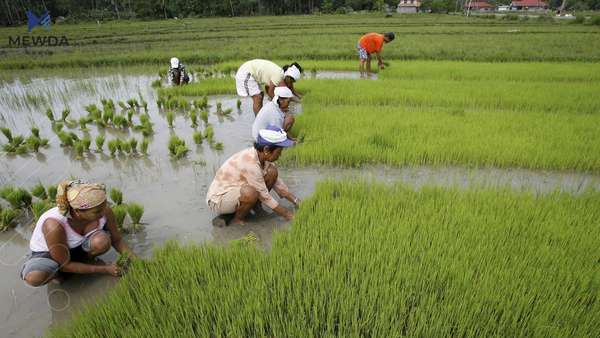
left=1, top=73, right=599, bottom=337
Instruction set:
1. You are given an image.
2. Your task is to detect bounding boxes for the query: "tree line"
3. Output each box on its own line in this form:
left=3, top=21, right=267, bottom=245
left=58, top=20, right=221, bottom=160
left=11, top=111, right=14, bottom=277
left=2, top=0, right=598, bottom=26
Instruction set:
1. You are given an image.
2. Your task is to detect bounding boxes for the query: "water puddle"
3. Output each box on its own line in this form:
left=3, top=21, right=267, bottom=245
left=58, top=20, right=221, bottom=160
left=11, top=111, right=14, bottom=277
left=0, top=73, right=598, bottom=337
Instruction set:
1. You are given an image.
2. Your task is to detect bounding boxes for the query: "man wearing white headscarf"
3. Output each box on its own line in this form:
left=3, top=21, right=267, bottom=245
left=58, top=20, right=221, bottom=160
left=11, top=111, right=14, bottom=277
left=235, top=59, right=302, bottom=115
left=252, top=86, right=296, bottom=142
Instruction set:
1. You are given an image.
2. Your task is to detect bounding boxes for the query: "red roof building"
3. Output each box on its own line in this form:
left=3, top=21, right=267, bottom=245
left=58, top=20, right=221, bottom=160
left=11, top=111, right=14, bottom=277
left=466, top=1, right=496, bottom=11
left=510, top=0, right=548, bottom=10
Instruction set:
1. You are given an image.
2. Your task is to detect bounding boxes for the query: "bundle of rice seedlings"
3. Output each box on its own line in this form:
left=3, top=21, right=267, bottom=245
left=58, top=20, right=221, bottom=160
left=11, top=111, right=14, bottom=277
left=1, top=127, right=12, bottom=142
left=112, top=204, right=127, bottom=232
left=46, top=109, right=54, bottom=122
left=31, top=127, right=40, bottom=138
left=200, top=110, right=208, bottom=124
left=193, top=131, right=203, bottom=145
left=127, top=203, right=144, bottom=229
left=74, top=141, right=85, bottom=159
left=216, top=102, right=223, bottom=114
left=47, top=185, right=57, bottom=201
left=116, top=252, right=131, bottom=271
left=129, top=138, right=138, bottom=153
left=142, top=100, right=148, bottom=112
left=121, top=140, right=131, bottom=154
left=81, top=137, right=91, bottom=151
left=151, top=79, right=162, bottom=88
left=166, top=111, right=175, bottom=128
left=31, top=200, right=53, bottom=219
left=60, top=109, right=70, bottom=122
left=79, top=117, right=90, bottom=131
left=110, top=188, right=123, bottom=205
left=168, top=135, right=188, bottom=159
left=26, top=136, right=42, bottom=152
left=211, top=142, right=224, bottom=151
left=204, top=125, right=214, bottom=142
left=108, top=140, right=118, bottom=156
left=236, top=99, right=242, bottom=110
left=127, top=110, right=134, bottom=125
left=0, top=208, right=20, bottom=232
left=4, top=188, right=32, bottom=209
left=58, top=131, right=74, bottom=147
left=118, top=101, right=127, bottom=109
left=190, top=110, right=198, bottom=127
left=0, top=186, right=15, bottom=201
left=31, top=183, right=47, bottom=200
left=52, top=122, right=64, bottom=133
left=140, top=138, right=149, bottom=155
left=95, top=135, right=105, bottom=151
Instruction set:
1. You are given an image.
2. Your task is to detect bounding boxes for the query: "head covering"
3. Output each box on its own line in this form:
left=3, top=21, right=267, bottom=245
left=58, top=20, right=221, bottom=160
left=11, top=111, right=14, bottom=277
left=56, top=180, right=107, bottom=216
left=284, top=65, right=301, bottom=81
left=272, top=86, right=294, bottom=104
left=170, top=57, right=180, bottom=69
left=257, top=126, right=294, bottom=148
left=384, top=32, right=395, bottom=42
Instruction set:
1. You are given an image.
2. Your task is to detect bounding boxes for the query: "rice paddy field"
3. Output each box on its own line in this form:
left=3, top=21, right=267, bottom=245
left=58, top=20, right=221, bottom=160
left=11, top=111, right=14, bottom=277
left=1, top=13, right=599, bottom=337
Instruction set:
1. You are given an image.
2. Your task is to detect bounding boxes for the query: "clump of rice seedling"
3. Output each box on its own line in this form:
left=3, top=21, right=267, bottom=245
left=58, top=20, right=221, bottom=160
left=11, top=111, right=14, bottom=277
left=112, top=204, right=127, bottom=232
left=129, top=138, right=138, bottom=153
left=81, top=137, right=91, bottom=151
left=140, top=138, right=149, bottom=155
left=192, top=131, right=203, bottom=145
left=47, top=185, right=57, bottom=201
left=221, top=108, right=232, bottom=115
left=127, top=110, right=134, bottom=125
left=194, top=96, right=208, bottom=109
left=110, top=188, right=123, bottom=205
left=0, top=186, right=15, bottom=201
left=142, top=100, right=148, bottom=112
left=127, top=99, right=139, bottom=108
left=73, top=141, right=85, bottom=159
left=151, top=79, right=162, bottom=88
left=3, top=188, right=32, bottom=209
left=156, top=97, right=165, bottom=108
left=107, top=140, right=118, bottom=156
left=31, top=127, right=40, bottom=138
left=116, top=252, right=131, bottom=271
left=31, top=200, right=52, bottom=219
left=166, top=111, right=175, bottom=128
left=190, top=110, right=198, bottom=127
left=200, top=110, right=208, bottom=124
left=57, top=132, right=73, bottom=147
left=0, top=208, right=20, bottom=232
left=26, top=136, right=42, bottom=152
left=236, top=99, right=242, bottom=110
left=1, top=127, right=12, bottom=142
left=168, top=135, right=188, bottom=159
left=211, top=142, right=224, bottom=151
left=60, top=108, right=70, bottom=122
left=95, top=135, right=105, bottom=151
left=46, top=108, right=54, bottom=122
left=127, top=203, right=144, bottom=230
left=216, top=102, right=222, bottom=114
left=31, top=183, right=47, bottom=200
left=121, top=140, right=131, bottom=154
left=117, top=101, right=127, bottom=109
left=52, top=122, right=63, bottom=134
left=204, top=125, right=214, bottom=143
left=103, top=108, right=114, bottom=124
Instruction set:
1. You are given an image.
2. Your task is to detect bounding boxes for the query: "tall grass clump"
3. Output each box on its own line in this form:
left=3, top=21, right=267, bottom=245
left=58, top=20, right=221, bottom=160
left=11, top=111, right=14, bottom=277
left=126, top=203, right=144, bottom=230
left=168, top=135, right=189, bottom=159
left=110, top=188, right=123, bottom=205
left=49, top=181, right=600, bottom=337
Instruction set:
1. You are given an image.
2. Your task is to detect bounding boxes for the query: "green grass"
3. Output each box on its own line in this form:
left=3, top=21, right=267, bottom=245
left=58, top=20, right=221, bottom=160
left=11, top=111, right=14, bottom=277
left=50, top=181, right=600, bottom=337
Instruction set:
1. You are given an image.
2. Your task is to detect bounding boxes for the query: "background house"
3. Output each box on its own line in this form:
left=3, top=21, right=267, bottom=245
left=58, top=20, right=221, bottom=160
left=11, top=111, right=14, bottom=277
left=510, top=0, right=548, bottom=10
left=466, top=1, right=496, bottom=11
left=397, top=0, right=422, bottom=13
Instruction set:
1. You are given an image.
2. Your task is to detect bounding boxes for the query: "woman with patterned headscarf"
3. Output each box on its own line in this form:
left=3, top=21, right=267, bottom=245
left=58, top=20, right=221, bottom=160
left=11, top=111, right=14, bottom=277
left=20, top=180, right=134, bottom=287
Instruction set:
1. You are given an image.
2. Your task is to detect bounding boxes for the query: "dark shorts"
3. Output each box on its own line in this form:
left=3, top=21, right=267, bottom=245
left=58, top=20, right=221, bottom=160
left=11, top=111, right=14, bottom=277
left=20, top=230, right=110, bottom=284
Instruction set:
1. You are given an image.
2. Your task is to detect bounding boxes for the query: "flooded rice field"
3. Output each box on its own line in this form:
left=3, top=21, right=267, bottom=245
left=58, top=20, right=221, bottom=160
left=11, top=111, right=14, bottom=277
left=1, top=72, right=599, bottom=337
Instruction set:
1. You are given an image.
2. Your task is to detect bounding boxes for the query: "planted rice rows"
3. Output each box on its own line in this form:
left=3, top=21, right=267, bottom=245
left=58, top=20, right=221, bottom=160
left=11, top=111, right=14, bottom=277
left=51, top=181, right=600, bottom=337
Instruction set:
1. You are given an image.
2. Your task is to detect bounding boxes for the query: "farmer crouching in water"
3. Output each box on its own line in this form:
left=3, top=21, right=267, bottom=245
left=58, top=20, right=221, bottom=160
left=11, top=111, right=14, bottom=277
left=235, top=59, right=302, bottom=115
left=206, top=126, right=300, bottom=227
left=20, top=180, right=134, bottom=287
left=252, top=86, right=296, bottom=142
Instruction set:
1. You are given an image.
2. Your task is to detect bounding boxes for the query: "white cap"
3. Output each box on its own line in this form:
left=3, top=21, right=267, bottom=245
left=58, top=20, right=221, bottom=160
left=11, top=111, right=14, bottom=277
left=284, top=65, right=301, bottom=81
left=257, top=126, right=294, bottom=147
left=273, top=86, right=294, bottom=104
left=170, top=57, right=180, bottom=68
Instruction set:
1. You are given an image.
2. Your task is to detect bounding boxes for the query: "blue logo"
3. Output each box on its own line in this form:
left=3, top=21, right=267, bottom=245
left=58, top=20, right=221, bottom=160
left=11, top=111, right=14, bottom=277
left=26, top=10, right=51, bottom=32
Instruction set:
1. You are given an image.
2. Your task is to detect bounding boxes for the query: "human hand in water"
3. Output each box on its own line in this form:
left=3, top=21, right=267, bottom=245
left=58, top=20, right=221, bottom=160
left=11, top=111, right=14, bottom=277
left=103, top=263, right=123, bottom=277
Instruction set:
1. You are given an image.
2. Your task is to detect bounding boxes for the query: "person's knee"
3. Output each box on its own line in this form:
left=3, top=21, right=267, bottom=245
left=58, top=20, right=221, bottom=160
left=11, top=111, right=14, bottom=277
left=24, top=271, right=52, bottom=287
left=89, top=232, right=111, bottom=256
left=239, top=185, right=259, bottom=203
left=265, top=166, right=278, bottom=186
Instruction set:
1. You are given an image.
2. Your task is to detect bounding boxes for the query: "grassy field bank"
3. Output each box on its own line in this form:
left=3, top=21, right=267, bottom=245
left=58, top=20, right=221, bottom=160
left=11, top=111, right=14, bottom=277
left=1, top=14, right=600, bottom=70
left=51, top=181, right=600, bottom=337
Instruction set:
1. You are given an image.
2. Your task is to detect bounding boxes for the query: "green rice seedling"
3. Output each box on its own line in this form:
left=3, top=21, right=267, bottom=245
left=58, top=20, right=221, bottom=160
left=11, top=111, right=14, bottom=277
left=189, top=110, right=198, bottom=127
left=26, top=136, right=42, bottom=152
left=81, top=137, right=91, bottom=151
left=129, top=138, right=138, bottom=153
left=121, top=140, right=131, bottom=154
left=236, top=98, right=241, bottom=110
left=58, top=131, right=74, bottom=147
left=127, top=109, right=134, bottom=125
left=156, top=97, right=165, bottom=108
left=31, top=200, right=52, bottom=220
left=139, top=113, right=151, bottom=125
left=1, top=127, right=12, bottom=142
left=117, top=101, right=127, bottom=109
left=158, top=70, right=167, bottom=78
left=95, top=135, right=105, bottom=151
left=2, top=143, right=16, bottom=153
left=31, top=183, right=47, bottom=200
left=116, top=252, right=131, bottom=271
left=68, top=132, right=79, bottom=142
left=52, top=122, right=64, bottom=133
left=168, top=135, right=188, bottom=159
left=192, top=131, right=203, bottom=145
left=31, top=127, right=40, bottom=138
left=15, top=144, right=28, bottom=155
left=74, top=141, right=85, bottom=159
left=166, top=97, right=178, bottom=109
left=166, top=111, right=175, bottom=128
left=4, top=188, right=32, bottom=209
left=60, top=109, right=70, bottom=122
left=0, top=208, right=19, bottom=232
left=200, top=110, right=208, bottom=124
left=107, top=140, right=118, bottom=156
left=140, top=138, right=149, bottom=155
left=85, top=104, right=101, bottom=120
left=178, top=97, right=191, bottom=110
left=221, top=108, right=232, bottom=115
left=110, top=188, right=123, bottom=205
left=111, top=204, right=127, bottom=232
left=47, top=185, right=57, bottom=201
left=126, top=99, right=138, bottom=108
left=0, top=186, right=15, bottom=201
left=46, top=108, right=54, bottom=122
left=103, top=108, right=114, bottom=124
left=215, top=102, right=222, bottom=114
left=204, top=125, right=214, bottom=142
left=79, top=117, right=90, bottom=131
left=127, top=203, right=144, bottom=228
left=211, top=142, right=224, bottom=151
left=112, top=115, right=126, bottom=129
left=64, top=118, right=78, bottom=129
left=142, top=100, right=148, bottom=112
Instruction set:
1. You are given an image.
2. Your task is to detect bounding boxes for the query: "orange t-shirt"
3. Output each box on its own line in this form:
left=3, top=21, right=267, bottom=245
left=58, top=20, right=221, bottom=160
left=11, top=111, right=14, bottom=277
left=359, top=33, right=385, bottom=54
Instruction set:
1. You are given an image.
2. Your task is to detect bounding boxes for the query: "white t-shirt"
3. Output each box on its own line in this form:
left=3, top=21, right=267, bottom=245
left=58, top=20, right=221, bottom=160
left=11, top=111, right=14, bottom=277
left=252, top=101, right=285, bottom=141
left=241, top=59, right=284, bottom=86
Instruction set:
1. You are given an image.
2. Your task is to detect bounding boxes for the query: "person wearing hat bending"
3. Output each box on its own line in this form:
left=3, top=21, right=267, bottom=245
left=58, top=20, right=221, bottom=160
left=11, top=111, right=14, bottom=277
left=235, top=59, right=302, bottom=115
left=252, top=86, right=296, bottom=142
left=206, top=127, right=300, bottom=227
left=357, top=32, right=395, bottom=78
left=20, top=180, right=134, bottom=287
left=168, top=57, right=190, bottom=85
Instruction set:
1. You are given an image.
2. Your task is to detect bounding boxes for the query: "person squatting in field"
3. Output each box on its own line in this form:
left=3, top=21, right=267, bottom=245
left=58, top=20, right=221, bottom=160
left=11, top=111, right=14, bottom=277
left=357, top=32, right=395, bottom=78
left=168, top=57, right=190, bottom=85
left=235, top=59, right=302, bottom=115
left=206, top=126, right=300, bottom=227
left=20, top=180, right=134, bottom=287
left=252, top=86, right=296, bottom=142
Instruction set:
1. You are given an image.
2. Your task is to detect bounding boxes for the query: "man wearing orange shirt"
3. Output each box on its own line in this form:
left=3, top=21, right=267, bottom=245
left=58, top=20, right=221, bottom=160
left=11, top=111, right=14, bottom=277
left=357, top=32, right=395, bottom=78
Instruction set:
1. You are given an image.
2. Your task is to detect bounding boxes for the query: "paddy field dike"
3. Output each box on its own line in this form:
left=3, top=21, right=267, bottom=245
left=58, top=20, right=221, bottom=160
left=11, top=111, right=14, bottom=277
left=0, top=14, right=599, bottom=337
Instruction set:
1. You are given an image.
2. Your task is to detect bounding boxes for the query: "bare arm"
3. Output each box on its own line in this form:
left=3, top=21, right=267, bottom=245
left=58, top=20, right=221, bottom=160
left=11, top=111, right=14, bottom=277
left=266, top=82, right=276, bottom=99
left=43, top=219, right=110, bottom=275
left=103, top=206, right=134, bottom=256
left=376, top=52, right=384, bottom=68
